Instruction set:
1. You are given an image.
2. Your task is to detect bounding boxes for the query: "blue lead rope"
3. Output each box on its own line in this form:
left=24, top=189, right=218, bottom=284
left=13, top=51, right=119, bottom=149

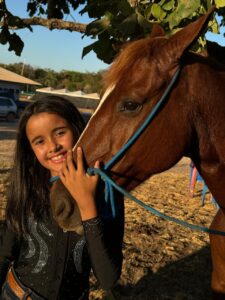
left=88, top=167, right=225, bottom=237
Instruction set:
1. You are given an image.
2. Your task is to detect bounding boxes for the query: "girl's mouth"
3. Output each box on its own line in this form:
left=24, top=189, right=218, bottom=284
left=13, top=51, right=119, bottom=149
left=50, top=152, right=67, bottom=163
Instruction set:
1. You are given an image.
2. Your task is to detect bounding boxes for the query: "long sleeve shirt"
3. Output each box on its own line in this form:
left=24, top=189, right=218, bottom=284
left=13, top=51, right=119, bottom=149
left=0, top=205, right=124, bottom=300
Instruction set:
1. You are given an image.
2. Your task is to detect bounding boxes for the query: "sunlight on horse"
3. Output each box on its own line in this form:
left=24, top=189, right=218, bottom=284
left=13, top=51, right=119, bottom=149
left=50, top=7, right=225, bottom=299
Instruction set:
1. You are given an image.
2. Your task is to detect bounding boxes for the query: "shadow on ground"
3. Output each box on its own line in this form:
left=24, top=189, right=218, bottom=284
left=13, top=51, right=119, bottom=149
left=0, top=168, right=11, bottom=175
left=111, top=246, right=212, bottom=300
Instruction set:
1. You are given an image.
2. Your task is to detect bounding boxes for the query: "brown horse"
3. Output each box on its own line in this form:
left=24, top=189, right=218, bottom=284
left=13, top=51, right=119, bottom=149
left=51, top=8, right=225, bottom=299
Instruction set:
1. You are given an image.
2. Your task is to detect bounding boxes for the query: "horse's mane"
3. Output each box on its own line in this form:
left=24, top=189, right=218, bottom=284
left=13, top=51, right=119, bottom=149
left=103, top=35, right=225, bottom=92
left=190, top=41, right=225, bottom=70
left=206, top=41, right=225, bottom=68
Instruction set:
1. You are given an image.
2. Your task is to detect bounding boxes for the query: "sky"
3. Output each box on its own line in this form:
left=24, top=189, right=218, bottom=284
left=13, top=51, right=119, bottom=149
left=0, top=1, right=225, bottom=74
left=0, top=0, right=108, bottom=73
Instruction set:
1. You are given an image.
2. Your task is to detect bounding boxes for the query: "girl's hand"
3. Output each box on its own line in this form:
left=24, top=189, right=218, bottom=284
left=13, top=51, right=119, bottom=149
left=58, top=147, right=99, bottom=221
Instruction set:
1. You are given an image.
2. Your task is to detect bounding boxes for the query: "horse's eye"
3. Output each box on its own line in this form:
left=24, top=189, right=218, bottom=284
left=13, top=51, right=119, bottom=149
left=120, top=101, right=142, bottom=112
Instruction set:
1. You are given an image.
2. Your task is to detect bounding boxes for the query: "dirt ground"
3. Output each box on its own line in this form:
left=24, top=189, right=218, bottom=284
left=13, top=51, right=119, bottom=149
left=0, top=121, right=217, bottom=299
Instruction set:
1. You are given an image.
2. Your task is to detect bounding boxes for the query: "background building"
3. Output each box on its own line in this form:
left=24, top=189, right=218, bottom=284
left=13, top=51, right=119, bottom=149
left=0, top=67, right=41, bottom=101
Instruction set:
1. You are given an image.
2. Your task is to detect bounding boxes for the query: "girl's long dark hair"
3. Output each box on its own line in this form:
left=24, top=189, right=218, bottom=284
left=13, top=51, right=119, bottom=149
left=6, top=95, right=85, bottom=235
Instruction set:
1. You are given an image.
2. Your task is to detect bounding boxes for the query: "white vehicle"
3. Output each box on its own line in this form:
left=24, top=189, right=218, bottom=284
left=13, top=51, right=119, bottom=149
left=0, top=96, right=18, bottom=121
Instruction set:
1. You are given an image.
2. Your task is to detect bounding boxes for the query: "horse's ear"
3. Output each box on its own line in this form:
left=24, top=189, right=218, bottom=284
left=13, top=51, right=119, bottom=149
left=163, top=6, right=215, bottom=64
left=150, top=24, right=165, bottom=38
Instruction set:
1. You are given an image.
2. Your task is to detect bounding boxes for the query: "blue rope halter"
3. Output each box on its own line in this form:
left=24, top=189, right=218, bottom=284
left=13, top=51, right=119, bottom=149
left=88, top=67, right=182, bottom=217
left=50, top=66, right=225, bottom=236
left=103, top=67, right=182, bottom=171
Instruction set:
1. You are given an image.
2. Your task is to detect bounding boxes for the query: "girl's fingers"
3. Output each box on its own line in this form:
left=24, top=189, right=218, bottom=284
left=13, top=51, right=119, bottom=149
left=66, top=149, right=74, bottom=170
left=62, top=155, right=70, bottom=173
left=59, top=153, right=70, bottom=180
left=76, top=147, right=85, bottom=174
left=94, top=160, right=100, bottom=168
left=92, top=161, right=100, bottom=182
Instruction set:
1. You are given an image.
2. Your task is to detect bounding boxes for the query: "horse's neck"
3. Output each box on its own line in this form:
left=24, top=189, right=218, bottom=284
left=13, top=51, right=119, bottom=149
left=185, top=57, right=225, bottom=203
left=184, top=55, right=225, bottom=119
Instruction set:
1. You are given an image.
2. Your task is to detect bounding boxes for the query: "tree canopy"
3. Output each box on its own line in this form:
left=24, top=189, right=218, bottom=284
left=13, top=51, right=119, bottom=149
left=0, top=0, right=225, bottom=64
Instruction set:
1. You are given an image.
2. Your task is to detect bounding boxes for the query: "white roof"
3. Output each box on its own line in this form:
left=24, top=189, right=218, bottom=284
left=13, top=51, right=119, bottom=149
left=36, top=87, right=54, bottom=92
left=36, top=88, right=100, bottom=100
left=82, top=93, right=100, bottom=99
left=68, top=90, right=85, bottom=96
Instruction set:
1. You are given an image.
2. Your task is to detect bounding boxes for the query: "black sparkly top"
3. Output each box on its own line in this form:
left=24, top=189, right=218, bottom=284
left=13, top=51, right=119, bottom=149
left=0, top=208, right=124, bottom=300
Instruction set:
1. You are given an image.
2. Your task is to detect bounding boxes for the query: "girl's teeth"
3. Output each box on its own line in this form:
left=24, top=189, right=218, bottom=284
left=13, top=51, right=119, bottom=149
left=52, top=155, right=63, bottom=161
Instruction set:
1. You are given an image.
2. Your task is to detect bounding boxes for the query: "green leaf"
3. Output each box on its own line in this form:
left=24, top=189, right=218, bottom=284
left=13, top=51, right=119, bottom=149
left=178, top=0, right=201, bottom=19
left=27, top=2, right=37, bottom=17
left=151, top=4, right=161, bottom=19
left=93, top=39, right=115, bottom=64
left=39, top=6, right=45, bottom=15
left=144, top=4, right=153, bottom=19
left=118, top=0, right=134, bottom=17
left=215, top=0, right=225, bottom=8
left=82, top=41, right=98, bottom=58
left=198, top=36, right=207, bottom=48
left=7, top=16, right=25, bottom=28
left=167, top=0, right=200, bottom=29
left=0, top=9, right=4, bottom=19
left=151, top=4, right=166, bottom=20
left=85, top=17, right=111, bottom=36
left=8, top=33, right=24, bottom=56
left=191, top=39, right=204, bottom=53
left=80, top=0, right=118, bottom=19
left=208, top=19, right=219, bottom=34
left=137, top=12, right=151, bottom=32
left=163, top=0, right=175, bottom=11
left=82, top=38, right=115, bottom=64
left=0, top=27, right=10, bottom=45
left=116, top=13, right=138, bottom=37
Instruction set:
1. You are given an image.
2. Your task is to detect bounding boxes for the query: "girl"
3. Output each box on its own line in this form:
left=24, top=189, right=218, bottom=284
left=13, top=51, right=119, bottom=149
left=0, top=96, right=124, bottom=300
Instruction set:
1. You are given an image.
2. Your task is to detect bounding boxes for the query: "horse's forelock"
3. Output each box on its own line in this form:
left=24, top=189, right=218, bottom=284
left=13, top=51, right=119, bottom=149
left=103, top=38, right=153, bottom=89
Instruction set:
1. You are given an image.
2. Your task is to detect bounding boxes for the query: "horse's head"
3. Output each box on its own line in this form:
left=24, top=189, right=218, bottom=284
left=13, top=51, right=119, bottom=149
left=50, top=8, right=215, bottom=231
left=75, top=8, right=214, bottom=190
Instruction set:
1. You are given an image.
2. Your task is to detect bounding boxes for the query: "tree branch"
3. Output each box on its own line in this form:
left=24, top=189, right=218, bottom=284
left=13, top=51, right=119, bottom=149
left=0, top=17, right=87, bottom=33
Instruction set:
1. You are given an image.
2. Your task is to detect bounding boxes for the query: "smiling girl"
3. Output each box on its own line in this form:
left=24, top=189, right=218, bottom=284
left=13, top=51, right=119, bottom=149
left=0, top=96, right=124, bottom=300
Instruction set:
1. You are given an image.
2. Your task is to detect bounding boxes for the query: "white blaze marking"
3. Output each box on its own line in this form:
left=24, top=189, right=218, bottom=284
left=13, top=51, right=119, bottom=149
left=73, top=85, right=115, bottom=151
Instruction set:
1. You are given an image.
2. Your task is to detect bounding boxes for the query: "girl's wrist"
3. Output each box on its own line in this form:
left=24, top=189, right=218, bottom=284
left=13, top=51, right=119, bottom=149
left=78, top=197, right=98, bottom=221
left=80, top=208, right=98, bottom=221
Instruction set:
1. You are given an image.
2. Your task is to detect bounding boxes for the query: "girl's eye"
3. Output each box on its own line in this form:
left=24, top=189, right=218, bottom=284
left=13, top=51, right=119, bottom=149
left=34, top=139, right=44, bottom=146
left=56, top=130, right=66, bottom=136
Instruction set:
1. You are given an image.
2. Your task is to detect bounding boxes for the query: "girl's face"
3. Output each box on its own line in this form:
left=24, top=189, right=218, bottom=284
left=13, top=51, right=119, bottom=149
left=26, top=112, right=76, bottom=177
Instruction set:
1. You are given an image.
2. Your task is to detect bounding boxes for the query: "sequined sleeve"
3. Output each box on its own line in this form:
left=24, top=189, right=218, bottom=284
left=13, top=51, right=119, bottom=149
left=82, top=216, right=123, bottom=290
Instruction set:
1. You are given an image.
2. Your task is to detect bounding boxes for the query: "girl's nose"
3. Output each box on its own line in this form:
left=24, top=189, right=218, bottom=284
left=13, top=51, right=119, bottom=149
left=48, top=139, right=62, bottom=153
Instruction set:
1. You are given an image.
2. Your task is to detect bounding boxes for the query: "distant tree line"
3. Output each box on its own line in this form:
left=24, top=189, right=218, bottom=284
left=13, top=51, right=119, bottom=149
left=0, top=63, right=105, bottom=94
